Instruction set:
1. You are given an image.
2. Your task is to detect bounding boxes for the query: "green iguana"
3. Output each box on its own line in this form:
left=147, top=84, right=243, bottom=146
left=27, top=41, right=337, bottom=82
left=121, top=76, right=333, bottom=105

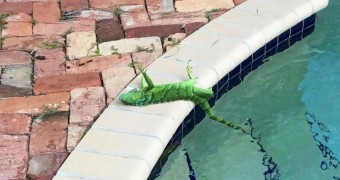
left=119, top=61, right=248, bottom=133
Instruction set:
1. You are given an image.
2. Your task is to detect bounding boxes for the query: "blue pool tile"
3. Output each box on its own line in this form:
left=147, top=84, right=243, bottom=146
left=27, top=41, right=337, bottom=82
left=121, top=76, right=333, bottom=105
left=302, top=24, right=315, bottom=38
left=277, top=39, right=290, bottom=52
left=304, top=14, right=316, bottom=28
left=240, top=63, right=252, bottom=80
left=218, top=74, right=229, bottom=92
left=183, top=118, right=195, bottom=137
left=228, top=74, right=242, bottom=90
left=265, top=38, right=278, bottom=52
left=291, top=21, right=304, bottom=35
left=265, top=46, right=277, bottom=59
left=228, top=64, right=241, bottom=78
left=289, top=32, right=302, bottom=46
left=253, top=47, right=265, bottom=60
left=279, top=29, right=290, bottom=42
left=252, top=54, right=265, bottom=70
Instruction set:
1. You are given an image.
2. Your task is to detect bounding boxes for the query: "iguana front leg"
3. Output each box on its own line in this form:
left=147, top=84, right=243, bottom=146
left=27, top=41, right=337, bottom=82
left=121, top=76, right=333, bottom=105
left=136, top=63, right=154, bottom=91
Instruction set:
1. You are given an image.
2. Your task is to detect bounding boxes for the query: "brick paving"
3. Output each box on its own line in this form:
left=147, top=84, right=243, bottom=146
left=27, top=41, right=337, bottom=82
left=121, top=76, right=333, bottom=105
left=0, top=0, right=245, bottom=178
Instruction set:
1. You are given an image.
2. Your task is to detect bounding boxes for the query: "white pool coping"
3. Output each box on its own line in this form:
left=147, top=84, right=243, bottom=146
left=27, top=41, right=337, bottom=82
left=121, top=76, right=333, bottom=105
left=53, top=0, right=329, bottom=179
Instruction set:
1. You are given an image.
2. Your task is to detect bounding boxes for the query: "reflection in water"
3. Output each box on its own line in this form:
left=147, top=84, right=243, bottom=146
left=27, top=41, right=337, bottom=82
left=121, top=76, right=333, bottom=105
left=183, top=149, right=196, bottom=180
left=305, top=112, right=340, bottom=171
left=248, top=119, right=280, bottom=180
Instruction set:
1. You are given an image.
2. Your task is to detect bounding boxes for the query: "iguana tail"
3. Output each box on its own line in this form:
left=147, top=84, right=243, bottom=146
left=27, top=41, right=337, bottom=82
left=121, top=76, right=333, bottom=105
left=197, top=99, right=248, bottom=134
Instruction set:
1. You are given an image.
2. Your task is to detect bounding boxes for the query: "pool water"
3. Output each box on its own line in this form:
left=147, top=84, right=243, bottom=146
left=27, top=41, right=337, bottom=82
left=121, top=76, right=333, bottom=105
left=156, top=1, right=340, bottom=179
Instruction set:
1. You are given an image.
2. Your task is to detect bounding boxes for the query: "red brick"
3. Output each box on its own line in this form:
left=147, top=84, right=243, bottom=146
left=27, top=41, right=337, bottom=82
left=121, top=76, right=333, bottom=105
left=234, top=0, right=246, bottom=5
left=184, top=21, right=206, bottom=35
left=34, top=73, right=102, bottom=95
left=30, top=112, right=68, bottom=155
left=0, top=50, right=32, bottom=66
left=0, top=92, right=70, bottom=115
left=33, top=1, right=60, bottom=23
left=34, top=48, right=66, bottom=79
left=120, top=5, right=181, bottom=38
left=6, top=13, right=32, bottom=22
left=151, top=11, right=208, bottom=25
left=2, top=35, right=64, bottom=50
left=96, top=18, right=124, bottom=42
left=61, top=0, right=88, bottom=12
left=66, top=54, right=131, bottom=74
left=102, top=67, right=136, bottom=103
left=125, top=24, right=181, bottom=38
left=0, top=2, right=33, bottom=14
left=0, top=114, right=31, bottom=135
left=0, top=84, right=32, bottom=98
left=120, top=5, right=151, bottom=30
left=2, top=22, right=32, bottom=37
left=76, top=9, right=116, bottom=21
left=90, top=0, right=144, bottom=9
left=146, top=0, right=174, bottom=14
left=28, top=153, right=68, bottom=179
left=33, top=20, right=95, bottom=36
left=70, top=87, right=106, bottom=126
left=0, top=135, right=28, bottom=180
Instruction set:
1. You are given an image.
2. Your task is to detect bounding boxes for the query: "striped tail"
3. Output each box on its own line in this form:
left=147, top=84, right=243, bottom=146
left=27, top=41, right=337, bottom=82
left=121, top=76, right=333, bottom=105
left=197, top=99, right=248, bottom=134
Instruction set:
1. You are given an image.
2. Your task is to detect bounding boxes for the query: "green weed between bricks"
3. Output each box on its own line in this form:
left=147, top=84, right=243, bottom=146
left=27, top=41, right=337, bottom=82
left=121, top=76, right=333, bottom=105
left=135, top=45, right=154, bottom=53
left=0, top=13, right=9, bottom=29
left=39, top=41, right=64, bottom=49
left=113, top=7, right=123, bottom=16
left=205, top=8, right=221, bottom=21
left=34, top=104, right=62, bottom=122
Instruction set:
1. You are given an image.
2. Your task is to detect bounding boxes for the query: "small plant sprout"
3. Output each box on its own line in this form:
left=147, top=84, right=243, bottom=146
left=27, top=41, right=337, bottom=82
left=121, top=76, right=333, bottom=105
left=135, top=45, right=154, bottom=53
left=94, top=44, right=101, bottom=57
left=0, top=13, right=9, bottom=30
left=64, top=28, right=74, bottom=36
left=110, top=45, right=122, bottom=57
left=205, top=8, right=221, bottom=21
left=113, top=7, right=123, bottom=17
left=31, top=18, right=38, bottom=25
left=39, top=40, right=64, bottom=49
left=44, top=104, right=61, bottom=115
left=34, top=104, right=62, bottom=122
left=0, top=37, right=5, bottom=48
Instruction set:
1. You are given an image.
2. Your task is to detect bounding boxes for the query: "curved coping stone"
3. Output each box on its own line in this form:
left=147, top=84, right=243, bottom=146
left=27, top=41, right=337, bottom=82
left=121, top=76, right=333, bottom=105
left=53, top=0, right=329, bottom=179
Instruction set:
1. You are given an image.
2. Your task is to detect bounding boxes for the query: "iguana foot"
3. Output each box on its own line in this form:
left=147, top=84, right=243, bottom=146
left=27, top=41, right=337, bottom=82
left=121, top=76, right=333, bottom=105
left=186, top=60, right=193, bottom=79
left=237, top=119, right=252, bottom=134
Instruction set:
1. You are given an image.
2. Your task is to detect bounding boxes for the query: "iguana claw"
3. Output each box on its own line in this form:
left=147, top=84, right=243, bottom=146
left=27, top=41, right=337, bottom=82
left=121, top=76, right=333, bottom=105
left=186, top=60, right=193, bottom=79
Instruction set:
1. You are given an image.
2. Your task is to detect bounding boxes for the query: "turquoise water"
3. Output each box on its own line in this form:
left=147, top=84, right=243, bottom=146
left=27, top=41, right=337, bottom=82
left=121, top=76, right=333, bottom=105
left=156, top=1, right=340, bottom=179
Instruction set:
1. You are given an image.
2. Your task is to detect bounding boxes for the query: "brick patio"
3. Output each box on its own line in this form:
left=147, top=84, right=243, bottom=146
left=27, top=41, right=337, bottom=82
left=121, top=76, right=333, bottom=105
left=0, top=0, right=244, bottom=179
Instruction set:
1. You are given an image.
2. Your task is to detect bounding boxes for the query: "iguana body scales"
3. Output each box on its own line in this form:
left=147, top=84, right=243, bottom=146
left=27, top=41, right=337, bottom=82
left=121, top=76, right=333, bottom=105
left=119, top=62, right=247, bottom=133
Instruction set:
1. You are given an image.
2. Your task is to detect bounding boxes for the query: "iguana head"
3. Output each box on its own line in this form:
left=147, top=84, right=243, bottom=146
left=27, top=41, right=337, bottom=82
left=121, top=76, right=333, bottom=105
left=119, top=88, right=152, bottom=106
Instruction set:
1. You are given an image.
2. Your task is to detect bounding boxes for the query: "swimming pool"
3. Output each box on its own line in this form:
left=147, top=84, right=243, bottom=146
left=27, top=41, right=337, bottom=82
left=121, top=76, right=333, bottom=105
left=154, top=0, right=340, bottom=179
